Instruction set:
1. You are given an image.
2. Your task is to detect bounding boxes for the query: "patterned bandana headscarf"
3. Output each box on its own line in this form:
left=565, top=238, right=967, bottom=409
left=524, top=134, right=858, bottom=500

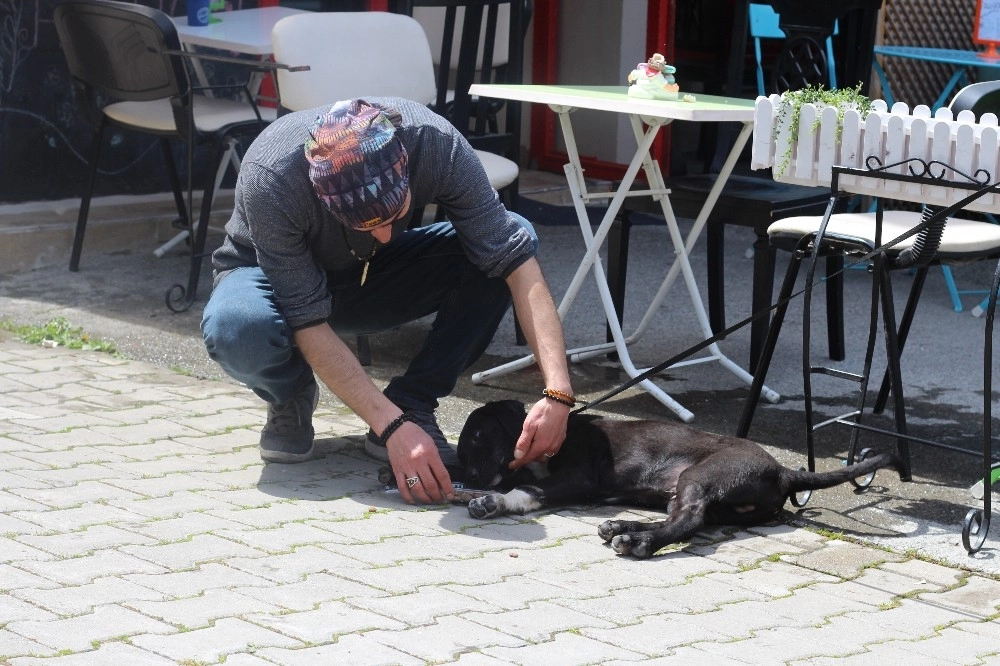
left=304, top=99, right=409, bottom=230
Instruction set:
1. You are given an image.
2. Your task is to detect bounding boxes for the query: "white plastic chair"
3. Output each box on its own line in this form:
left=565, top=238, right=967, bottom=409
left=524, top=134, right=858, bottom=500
left=271, top=10, right=520, bottom=364
left=271, top=11, right=518, bottom=196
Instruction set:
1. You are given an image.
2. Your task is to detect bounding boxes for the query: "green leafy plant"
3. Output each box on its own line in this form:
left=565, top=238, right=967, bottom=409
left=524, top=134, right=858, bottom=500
left=0, top=317, right=116, bottom=353
left=773, top=83, right=874, bottom=178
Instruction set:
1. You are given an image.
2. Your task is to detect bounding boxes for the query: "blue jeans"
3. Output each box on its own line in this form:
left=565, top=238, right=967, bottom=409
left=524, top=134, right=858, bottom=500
left=202, top=219, right=537, bottom=411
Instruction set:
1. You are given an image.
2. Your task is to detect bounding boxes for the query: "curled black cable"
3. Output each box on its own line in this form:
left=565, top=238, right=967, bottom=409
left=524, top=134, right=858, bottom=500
left=893, top=205, right=947, bottom=269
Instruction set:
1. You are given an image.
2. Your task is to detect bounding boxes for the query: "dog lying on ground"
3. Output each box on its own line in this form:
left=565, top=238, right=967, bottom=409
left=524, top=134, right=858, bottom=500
left=452, top=400, right=903, bottom=559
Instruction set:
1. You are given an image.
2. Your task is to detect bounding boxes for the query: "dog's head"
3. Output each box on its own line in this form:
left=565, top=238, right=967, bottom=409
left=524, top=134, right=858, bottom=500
left=457, top=400, right=527, bottom=488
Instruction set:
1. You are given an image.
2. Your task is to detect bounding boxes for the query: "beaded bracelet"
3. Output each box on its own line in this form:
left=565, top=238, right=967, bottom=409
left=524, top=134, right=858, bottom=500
left=378, top=412, right=417, bottom=447
left=542, top=388, right=576, bottom=407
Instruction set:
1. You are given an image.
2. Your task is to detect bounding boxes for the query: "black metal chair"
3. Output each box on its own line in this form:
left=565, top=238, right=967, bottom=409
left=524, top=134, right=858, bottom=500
left=737, top=80, right=1000, bottom=554
left=389, top=0, right=529, bottom=214
left=609, top=0, right=884, bottom=371
left=54, top=0, right=296, bottom=313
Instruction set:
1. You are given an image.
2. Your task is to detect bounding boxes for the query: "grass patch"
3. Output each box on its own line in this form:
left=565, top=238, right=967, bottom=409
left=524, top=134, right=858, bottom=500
left=0, top=317, right=116, bottom=353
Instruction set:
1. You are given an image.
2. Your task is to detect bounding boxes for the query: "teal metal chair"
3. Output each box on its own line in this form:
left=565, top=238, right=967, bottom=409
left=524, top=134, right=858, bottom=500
left=749, top=3, right=837, bottom=96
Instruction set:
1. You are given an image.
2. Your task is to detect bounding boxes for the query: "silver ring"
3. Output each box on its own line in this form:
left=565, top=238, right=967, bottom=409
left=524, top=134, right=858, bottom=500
left=405, top=476, right=420, bottom=488
left=543, top=453, right=554, bottom=458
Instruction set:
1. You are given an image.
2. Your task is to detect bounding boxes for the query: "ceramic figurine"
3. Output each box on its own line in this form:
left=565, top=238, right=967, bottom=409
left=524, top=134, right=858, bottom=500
left=627, top=53, right=680, bottom=100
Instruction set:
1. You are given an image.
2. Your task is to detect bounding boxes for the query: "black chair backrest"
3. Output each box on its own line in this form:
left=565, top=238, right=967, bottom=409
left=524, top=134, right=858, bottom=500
left=389, top=0, right=527, bottom=161
left=728, top=0, right=883, bottom=98
left=950, top=80, right=1000, bottom=117
left=53, top=0, right=190, bottom=125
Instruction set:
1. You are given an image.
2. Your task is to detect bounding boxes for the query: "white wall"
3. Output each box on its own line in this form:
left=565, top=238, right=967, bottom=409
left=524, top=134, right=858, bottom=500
left=551, top=0, right=649, bottom=166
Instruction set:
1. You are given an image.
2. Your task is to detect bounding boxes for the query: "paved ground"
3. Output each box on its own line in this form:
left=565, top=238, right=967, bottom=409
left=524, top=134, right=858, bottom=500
left=2, top=338, right=1000, bottom=665
left=2, top=175, right=1000, bottom=662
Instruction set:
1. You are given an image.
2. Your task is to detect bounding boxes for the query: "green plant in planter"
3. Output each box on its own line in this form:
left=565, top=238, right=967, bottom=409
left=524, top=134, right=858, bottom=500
left=773, top=83, right=874, bottom=178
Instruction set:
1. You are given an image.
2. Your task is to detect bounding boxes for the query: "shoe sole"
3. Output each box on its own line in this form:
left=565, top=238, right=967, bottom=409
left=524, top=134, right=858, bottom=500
left=363, top=436, right=390, bottom=462
left=260, top=441, right=316, bottom=464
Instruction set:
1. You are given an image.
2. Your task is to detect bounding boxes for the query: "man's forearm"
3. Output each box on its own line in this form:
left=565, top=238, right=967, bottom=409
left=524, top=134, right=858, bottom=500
left=506, top=259, right=572, bottom=393
left=293, top=324, right=401, bottom=434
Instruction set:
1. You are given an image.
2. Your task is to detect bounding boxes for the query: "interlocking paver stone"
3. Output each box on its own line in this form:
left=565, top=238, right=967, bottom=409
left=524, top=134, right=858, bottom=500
left=8, top=604, right=174, bottom=652
left=484, top=631, right=646, bottom=665
left=15, top=576, right=167, bottom=615
left=233, top=571, right=390, bottom=610
left=125, top=587, right=283, bottom=627
left=3, top=339, right=1000, bottom=664
left=926, top=575, right=1000, bottom=617
left=257, top=634, right=423, bottom=665
left=123, top=562, right=274, bottom=597
left=7, top=641, right=176, bottom=666
left=351, top=586, right=501, bottom=626
left=366, top=614, right=526, bottom=662
left=130, top=617, right=303, bottom=662
left=16, top=549, right=167, bottom=585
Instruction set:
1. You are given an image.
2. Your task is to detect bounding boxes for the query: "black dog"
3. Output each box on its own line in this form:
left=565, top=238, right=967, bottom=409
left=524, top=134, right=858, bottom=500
left=453, top=400, right=903, bottom=559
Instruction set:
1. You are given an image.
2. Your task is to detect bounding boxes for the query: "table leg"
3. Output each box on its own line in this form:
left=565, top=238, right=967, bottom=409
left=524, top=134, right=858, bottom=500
left=573, top=119, right=778, bottom=402
left=472, top=112, right=778, bottom=419
left=472, top=106, right=668, bottom=388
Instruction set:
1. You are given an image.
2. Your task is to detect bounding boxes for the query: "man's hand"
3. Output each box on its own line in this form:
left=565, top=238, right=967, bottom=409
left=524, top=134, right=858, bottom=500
left=509, top=398, right=569, bottom=469
left=387, top=421, right=454, bottom=504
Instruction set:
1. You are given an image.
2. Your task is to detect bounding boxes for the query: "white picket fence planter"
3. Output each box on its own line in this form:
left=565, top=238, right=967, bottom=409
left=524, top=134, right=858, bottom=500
left=751, top=95, right=1000, bottom=214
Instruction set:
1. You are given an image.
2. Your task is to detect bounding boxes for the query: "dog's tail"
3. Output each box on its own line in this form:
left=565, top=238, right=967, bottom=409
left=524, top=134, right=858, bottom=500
left=779, top=452, right=905, bottom=495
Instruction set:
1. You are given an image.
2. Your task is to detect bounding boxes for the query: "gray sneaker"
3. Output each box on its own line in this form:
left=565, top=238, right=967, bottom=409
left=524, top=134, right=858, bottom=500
left=364, top=408, right=456, bottom=466
left=259, top=378, right=319, bottom=463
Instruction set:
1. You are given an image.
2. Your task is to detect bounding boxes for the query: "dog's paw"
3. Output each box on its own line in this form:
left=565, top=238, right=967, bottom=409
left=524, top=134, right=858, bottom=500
left=378, top=466, right=395, bottom=486
left=611, top=534, right=654, bottom=559
left=468, top=493, right=504, bottom=519
left=598, top=519, right=636, bottom=542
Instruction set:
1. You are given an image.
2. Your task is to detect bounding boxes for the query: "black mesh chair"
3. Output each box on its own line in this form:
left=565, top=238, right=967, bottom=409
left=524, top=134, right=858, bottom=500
left=54, top=0, right=296, bottom=312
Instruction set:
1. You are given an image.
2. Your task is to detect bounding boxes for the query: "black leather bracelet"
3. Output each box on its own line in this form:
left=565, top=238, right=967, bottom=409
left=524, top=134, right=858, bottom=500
left=378, top=412, right=417, bottom=447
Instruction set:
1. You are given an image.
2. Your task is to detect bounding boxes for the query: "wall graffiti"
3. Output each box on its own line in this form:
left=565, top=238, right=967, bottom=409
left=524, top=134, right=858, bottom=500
left=0, top=0, right=259, bottom=204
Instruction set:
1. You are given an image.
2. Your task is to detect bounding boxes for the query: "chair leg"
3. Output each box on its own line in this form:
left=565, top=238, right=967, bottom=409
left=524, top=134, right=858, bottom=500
left=966, top=258, right=1000, bottom=552
left=824, top=256, right=846, bottom=361
left=875, top=264, right=913, bottom=481
left=166, top=139, right=226, bottom=313
left=873, top=265, right=930, bottom=413
left=940, top=264, right=964, bottom=312
left=507, top=179, right=527, bottom=346
left=605, top=208, right=632, bottom=360
left=69, top=122, right=106, bottom=272
left=737, top=241, right=806, bottom=438
left=748, top=234, right=776, bottom=372
left=356, top=334, right=372, bottom=366
left=706, top=219, right=726, bottom=336
left=161, top=138, right=188, bottom=229
left=502, top=178, right=520, bottom=214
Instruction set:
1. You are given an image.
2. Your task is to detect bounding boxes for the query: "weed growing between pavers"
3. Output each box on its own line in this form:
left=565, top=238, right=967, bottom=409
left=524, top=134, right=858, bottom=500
left=0, top=316, right=116, bottom=353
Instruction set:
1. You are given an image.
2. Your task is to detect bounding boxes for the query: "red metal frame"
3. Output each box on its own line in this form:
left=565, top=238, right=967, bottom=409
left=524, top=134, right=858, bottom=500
left=530, top=0, right=675, bottom=179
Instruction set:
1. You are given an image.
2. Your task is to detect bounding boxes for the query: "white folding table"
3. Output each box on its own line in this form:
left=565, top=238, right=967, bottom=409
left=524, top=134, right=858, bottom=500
left=468, top=84, right=779, bottom=422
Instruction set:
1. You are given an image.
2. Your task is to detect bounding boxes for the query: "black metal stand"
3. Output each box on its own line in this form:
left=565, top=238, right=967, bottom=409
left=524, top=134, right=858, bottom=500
left=738, top=157, right=999, bottom=554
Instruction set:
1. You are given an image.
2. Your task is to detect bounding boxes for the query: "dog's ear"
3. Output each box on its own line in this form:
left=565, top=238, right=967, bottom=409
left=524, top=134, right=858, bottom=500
left=495, top=399, right=526, bottom=418
left=489, top=400, right=526, bottom=441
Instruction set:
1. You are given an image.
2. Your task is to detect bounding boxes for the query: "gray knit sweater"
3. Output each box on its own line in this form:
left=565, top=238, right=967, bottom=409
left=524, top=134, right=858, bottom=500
left=212, top=97, right=534, bottom=330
